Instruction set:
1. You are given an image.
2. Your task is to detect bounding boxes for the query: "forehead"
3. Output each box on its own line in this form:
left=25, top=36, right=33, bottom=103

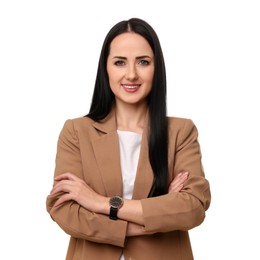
left=109, top=32, right=153, bottom=56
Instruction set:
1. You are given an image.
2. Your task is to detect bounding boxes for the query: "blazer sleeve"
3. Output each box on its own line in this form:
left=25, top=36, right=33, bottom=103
left=46, top=119, right=127, bottom=247
left=141, top=119, right=211, bottom=233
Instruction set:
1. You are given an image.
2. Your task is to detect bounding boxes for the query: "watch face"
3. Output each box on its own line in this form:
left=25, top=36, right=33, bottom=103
left=109, top=196, right=123, bottom=208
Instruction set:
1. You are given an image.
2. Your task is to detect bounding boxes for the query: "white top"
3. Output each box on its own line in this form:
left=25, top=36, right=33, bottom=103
left=117, top=130, right=142, bottom=199
left=117, top=130, right=142, bottom=260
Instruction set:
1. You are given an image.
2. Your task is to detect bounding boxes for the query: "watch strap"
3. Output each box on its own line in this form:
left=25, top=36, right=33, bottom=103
left=109, top=206, right=119, bottom=220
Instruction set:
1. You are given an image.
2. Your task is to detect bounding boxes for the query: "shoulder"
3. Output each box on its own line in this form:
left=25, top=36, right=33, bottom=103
left=167, top=116, right=196, bottom=131
left=59, top=116, right=95, bottom=138
left=63, top=116, right=94, bottom=128
left=167, top=116, right=199, bottom=143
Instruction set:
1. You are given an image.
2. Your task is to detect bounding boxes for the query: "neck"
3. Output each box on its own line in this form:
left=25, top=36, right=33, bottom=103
left=115, top=102, right=148, bottom=134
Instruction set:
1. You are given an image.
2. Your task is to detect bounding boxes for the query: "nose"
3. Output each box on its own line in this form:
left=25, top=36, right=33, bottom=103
left=125, top=64, right=138, bottom=81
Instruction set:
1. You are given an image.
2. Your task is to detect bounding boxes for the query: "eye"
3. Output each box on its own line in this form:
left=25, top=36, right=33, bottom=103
left=114, top=60, right=125, bottom=66
left=139, top=60, right=150, bottom=65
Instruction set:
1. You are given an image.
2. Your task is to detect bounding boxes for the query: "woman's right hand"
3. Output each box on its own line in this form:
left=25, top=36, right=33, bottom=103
left=168, top=171, right=189, bottom=193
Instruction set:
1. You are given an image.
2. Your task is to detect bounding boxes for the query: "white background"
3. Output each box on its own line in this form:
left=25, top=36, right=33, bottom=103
left=1, top=0, right=259, bottom=259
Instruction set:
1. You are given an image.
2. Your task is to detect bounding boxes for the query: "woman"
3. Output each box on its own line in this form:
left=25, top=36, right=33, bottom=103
left=46, top=18, right=211, bottom=260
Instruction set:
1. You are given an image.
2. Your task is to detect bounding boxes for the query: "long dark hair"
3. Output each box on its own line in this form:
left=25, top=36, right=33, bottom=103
left=87, top=18, right=168, bottom=197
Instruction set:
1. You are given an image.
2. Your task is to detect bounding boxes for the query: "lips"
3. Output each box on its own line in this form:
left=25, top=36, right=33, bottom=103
left=121, top=84, right=141, bottom=93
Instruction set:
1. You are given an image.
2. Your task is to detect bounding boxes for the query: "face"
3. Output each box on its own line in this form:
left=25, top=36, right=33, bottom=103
left=106, top=32, right=154, bottom=106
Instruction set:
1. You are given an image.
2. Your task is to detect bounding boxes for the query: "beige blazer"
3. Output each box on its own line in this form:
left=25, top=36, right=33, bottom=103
left=46, top=109, right=211, bottom=260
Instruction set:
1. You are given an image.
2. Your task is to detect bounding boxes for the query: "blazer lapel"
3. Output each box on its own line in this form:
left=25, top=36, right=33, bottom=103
left=132, top=125, right=154, bottom=199
left=91, top=110, right=123, bottom=197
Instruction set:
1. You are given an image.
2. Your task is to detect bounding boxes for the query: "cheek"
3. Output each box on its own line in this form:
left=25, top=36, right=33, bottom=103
left=146, top=71, right=154, bottom=93
left=144, top=69, right=154, bottom=84
left=107, top=68, right=122, bottom=84
left=107, top=70, right=121, bottom=92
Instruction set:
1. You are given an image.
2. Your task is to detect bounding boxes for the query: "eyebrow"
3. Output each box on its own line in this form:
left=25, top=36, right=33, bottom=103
left=112, top=55, right=152, bottom=60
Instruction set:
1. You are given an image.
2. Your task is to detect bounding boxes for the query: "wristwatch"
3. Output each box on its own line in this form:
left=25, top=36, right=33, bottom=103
left=109, top=196, right=124, bottom=220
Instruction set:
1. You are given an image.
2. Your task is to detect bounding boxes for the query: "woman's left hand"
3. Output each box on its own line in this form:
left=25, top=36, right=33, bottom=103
left=50, top=172, right=107, bottom=213
left=168, top=171, right=189, bottom=193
